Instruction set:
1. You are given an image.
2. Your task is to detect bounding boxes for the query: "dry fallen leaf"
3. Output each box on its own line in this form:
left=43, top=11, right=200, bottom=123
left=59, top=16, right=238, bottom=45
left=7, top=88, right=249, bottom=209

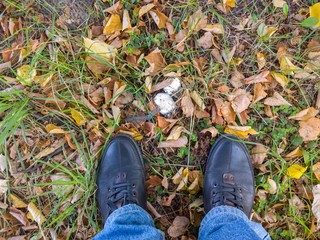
left=146, top=175, right=162, bottom=188
left=251, top=145, right=268, bottom=167
left=244, top=71, right=270, bottom=84
left=10, top=194, right=27, bottom=208
left=264, top=92, right=292, bottom=106
left=257, top=53, right=266, bottom=70
left=289, top=107, right=318, bottom=121
left=167, top=126, right=190, bottom=140
left=287, top=164, right=307, bottom=179
left=144, top=48, right=166, bottom=74
left=273, top=0, right=286, bottom=8
left=122, top=9, right=132, bottom=31
left=224, top=125, right=258, bottom=138
left=181, top=93, right=195, bottom=117
left=198, top=32, right=213, bottom=49
left=0, top=180, right=8, bottom=196
left=267, top=178, right=277, bottom=194
left=299, top=117, right=320, bottom=142
left=0, top=154, right=5, bottom=172
left=312, top=184, right=320, bottom=226
left=168, top=216, right=189, bottom=238
left=158, top=136, right=188, bottom=148
left=71, top=110, right=86, bottom=126
left=10, top=207, right=29, bottom=226
left=252, top=83, right=267, bottom=104
left=16, top=65, right=36, bottom=85
left=103, top=14, right=122, bottom=35
left=190, top=91, right=205, bottom=110
left=200, top=127, right=218, bottom=138
left=280, top=57, right=299, bottom=75
left=139, top=3, right=155, bottom=18
left=45, top=124, right=65, bottom=134
left=83, top=38, right=117, bottom=61
left=313, top=162, right=320, bottom=181
left=284, top=147, right=303, bottom=159
left=270, top=72, right=288, bottom=88
left=149, top=10, right=168, bottom=29
left=28, top=202, right=46, bottom=226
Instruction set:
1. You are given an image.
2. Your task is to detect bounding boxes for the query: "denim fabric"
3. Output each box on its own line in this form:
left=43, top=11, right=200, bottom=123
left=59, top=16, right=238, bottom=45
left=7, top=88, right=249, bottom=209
left=93, top=204, right=270, bottom=240
left=93, top=204, right=165, bottom=240
left=198, top=206, right=271, bottom=240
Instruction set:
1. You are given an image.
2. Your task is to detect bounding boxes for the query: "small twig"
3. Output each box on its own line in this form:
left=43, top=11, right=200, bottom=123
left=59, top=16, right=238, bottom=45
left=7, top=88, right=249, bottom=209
left=124, top=108, right=159, bottom=122
left=14, top=135, right=84, bottom=174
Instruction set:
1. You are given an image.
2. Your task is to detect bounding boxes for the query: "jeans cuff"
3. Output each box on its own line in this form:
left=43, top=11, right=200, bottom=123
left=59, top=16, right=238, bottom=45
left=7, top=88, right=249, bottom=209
left=105, top=204, right=153, bottom=228
left=201, top=205, right=248, bottom=226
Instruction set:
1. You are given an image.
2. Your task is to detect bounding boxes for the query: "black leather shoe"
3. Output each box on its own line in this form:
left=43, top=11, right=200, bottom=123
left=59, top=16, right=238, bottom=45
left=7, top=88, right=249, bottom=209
left=97, top=134, right=146, bottom=223
left=204, top=134, right=255, bottom=217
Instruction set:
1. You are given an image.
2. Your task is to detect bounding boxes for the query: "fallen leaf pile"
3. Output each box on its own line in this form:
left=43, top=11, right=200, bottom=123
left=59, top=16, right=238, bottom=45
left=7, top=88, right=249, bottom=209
left=1, top=0, right=320, bottom=239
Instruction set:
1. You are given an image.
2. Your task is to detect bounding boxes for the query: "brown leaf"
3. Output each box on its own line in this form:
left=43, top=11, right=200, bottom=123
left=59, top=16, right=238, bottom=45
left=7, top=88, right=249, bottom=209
left=299, top=117, right=320, bottom=142
left=158, top=136, right=188, bottom=148
left=86, top=55, right=110, bottom=77
left=144, top=48, right=166, bottom=74
left=251, top=145, right=268, bottom=171
left=104, top=1, right=123, bottom=15
left=151, top=78, right=174, bottom=93
left=146, top=175, right=162, bottom=188
left=168, top=216, right=189, bottom=238
left=289, top=107, right=318, bottom=121
left=198, top=32, right=213, bottom=49
left=138, top=3, right=155, bottom=18
left=264, top=92, right=292, bottom=106
left=188, top=9, right=207, bottom=32
left=232, top=94, right=251, bottom=113
left=161, top=172, right=169, bottom=190
left=181, top=93, right=195, bottom=117
left=149, top=10, right=168, bottom=29
left=230, top=70, right=244, bottom=88
left=201, top=127, right=218, bottom=138
left=167, top=126, right=190, bottom=140
left=157, top=116, right=178, bottom=134
left=10, top=207, right=29, bottom=226
left=252, top=83, right=267, bottom=104
left=244, top=71, right=271, bottom=84
left=161, top=194, right=175, bottom=207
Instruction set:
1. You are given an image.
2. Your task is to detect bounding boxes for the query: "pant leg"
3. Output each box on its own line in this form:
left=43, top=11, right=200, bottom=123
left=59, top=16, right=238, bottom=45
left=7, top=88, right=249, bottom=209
left=198, top=206, right=271, bottom=240
left=93, top=204, right=164, bottom=240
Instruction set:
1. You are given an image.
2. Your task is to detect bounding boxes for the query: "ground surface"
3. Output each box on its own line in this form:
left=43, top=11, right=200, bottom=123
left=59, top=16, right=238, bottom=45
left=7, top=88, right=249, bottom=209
left=1, top=0, right=320, bottom=239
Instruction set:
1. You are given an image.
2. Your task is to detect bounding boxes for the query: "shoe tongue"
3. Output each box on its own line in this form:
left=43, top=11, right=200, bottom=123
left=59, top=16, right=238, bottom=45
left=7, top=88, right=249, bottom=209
left=223, top=173, right=236, bottom=207
left=113, top=172, right=127, bottom=208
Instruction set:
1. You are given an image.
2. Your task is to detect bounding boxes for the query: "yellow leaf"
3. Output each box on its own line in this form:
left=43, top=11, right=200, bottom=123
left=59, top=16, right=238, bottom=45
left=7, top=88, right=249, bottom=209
left=103, top=14, right=122, bottom=35
left=257, top=53, right=266, bottom=70
left=28, top=202, right=46, bottom=226
left=10, top=194, right=27, bottom=208
left=71, top=110, right=86, bottom=126
left=284, top=147, right=303, bottom=159
left=280, top=57, right=298, bottom=75
left=287, top=164, right=307, bottom=179
left=83, top=38, right=117, bottom=61
left=138, top=3, right=155, bottom=18
left=224, top=125, right=258, bottom=138
left=45, top=124, right=65, bottom=134
left=16, top=65, right=36, bottom=85
left=230, top=57, right=243, bottom=66
left=224, top=0, right=236, bottom=7
left=264, top=26, right=278, bottom=38
left=190, top=91, right=205, bottom=110
left=189, top=177, right=200, bottom=194
left=310, top=3, right=320, bottom=28
left=149, top=10, right=168, bottom=29
left=271, top=72, right=288, bottom=88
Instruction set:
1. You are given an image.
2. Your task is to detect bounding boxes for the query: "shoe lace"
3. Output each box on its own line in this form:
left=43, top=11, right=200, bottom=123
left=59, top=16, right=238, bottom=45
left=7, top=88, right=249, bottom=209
left=212, top=183, right=243, bottom=209
left=106, top=182, right=137, bottom=213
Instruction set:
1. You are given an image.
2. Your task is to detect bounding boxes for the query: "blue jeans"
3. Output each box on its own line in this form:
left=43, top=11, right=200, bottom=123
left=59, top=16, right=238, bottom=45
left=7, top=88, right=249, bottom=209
left=93, top=204, right=270, bottom=240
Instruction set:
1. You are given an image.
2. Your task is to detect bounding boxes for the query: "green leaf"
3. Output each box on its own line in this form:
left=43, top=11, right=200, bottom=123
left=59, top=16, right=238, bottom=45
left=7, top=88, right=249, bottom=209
left=283, top=3, right=288, bottom=17
left=298, top=17, right=319, bottom=28
left=302, top=149, right=310, bottom=166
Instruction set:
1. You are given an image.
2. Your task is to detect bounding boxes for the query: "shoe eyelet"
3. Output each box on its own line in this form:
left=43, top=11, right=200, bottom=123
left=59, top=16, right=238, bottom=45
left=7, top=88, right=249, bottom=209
left=212, top=192, right=216, bottom=196
left=132, top=184, right=135, bottom=188
left=133, top=192, right=136, bottom=196
left=239, top=188, right=242, bottom=193
left=214, top=184, right=217, bottom=187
